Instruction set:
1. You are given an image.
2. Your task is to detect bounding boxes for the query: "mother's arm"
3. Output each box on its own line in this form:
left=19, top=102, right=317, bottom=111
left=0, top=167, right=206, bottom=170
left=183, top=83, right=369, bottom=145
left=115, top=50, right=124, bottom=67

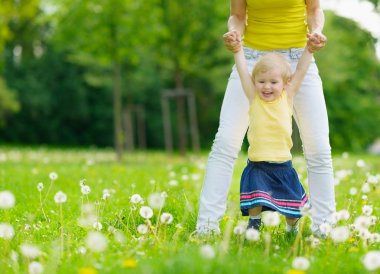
left=223, top=0, right=247, bottom=53
left=306, top=0, right=327, bottom=53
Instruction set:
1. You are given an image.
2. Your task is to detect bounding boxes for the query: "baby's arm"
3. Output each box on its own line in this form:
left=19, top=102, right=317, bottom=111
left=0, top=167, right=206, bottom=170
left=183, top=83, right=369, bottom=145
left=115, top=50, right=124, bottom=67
left=287, top=49, right=313, bottom=97
left=234, top=49, right=255, bottom=102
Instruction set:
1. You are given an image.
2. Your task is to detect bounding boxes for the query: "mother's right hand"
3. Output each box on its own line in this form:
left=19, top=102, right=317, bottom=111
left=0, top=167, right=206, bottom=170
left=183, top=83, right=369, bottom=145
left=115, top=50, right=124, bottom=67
left=223, top=31, right=242, bottom=53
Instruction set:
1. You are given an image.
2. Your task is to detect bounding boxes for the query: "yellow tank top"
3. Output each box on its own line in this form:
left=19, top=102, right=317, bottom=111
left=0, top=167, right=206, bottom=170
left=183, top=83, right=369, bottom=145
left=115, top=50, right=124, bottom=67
left=247, top=91, right=293, bottom=161
left=244, top=0, right=308, bottom=50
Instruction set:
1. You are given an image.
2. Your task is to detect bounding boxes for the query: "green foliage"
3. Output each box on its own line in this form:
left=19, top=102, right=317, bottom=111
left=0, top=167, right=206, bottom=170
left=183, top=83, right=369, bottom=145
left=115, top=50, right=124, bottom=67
left=0, top=77, right=20, bottom=127
left=317, top=12, right=380, bottom=151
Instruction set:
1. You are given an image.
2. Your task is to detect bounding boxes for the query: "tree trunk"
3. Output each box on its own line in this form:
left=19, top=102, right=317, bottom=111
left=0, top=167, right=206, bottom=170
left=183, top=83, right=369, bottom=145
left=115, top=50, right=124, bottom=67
left=175, top=70, right=187, bottom=156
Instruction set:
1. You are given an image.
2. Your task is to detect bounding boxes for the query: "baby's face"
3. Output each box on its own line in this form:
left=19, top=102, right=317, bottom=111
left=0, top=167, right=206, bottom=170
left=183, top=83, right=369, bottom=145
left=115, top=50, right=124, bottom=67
left=254, top=68, right=285, bottom=102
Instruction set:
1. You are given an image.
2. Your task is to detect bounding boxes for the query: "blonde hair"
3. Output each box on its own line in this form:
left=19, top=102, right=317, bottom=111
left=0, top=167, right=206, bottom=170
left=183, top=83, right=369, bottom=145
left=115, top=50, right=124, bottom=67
left=252, top=53, right=292, bottom=82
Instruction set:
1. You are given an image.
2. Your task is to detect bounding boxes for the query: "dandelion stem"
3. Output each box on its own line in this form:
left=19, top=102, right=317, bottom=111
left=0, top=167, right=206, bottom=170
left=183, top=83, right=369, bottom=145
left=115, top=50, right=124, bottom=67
left=39, top=191, right=49, bottom=222
left=59, top=203, right=64, bottom=258
left=43, top=179, right=54, bottom=204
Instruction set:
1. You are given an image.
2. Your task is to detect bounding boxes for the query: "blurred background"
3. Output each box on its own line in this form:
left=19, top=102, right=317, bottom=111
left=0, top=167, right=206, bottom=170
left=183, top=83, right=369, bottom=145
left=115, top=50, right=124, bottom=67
left=0, top=0, right=379, bottom=159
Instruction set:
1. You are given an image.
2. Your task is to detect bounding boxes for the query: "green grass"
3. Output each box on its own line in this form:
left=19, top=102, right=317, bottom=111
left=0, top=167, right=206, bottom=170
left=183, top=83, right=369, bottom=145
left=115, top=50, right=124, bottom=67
left=0, top=146, right=380, bottom=274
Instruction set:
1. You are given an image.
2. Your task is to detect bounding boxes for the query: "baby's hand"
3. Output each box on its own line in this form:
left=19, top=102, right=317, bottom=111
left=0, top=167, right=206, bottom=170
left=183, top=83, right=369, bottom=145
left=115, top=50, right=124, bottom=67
left=223, top=31, right=242, bottom=53
left=307, top=32, right=327, bottom=53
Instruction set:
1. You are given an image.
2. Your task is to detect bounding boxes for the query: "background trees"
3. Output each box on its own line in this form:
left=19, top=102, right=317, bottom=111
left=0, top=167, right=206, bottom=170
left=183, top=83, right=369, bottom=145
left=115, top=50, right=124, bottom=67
left=0, top=1, right=379, bottom=154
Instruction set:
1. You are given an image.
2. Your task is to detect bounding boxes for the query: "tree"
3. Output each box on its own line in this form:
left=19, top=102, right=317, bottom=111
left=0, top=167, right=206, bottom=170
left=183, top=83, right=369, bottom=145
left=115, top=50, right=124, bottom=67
left=50, top=0, right=161, bottom=160
left=316, top=11, right=380, bottom=151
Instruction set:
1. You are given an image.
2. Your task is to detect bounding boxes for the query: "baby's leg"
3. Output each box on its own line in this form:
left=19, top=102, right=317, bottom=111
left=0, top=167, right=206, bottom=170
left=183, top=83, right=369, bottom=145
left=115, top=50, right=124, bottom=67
left=247, top=206, right=263, bottom=230
left=285, top=217, right=300, bottom=233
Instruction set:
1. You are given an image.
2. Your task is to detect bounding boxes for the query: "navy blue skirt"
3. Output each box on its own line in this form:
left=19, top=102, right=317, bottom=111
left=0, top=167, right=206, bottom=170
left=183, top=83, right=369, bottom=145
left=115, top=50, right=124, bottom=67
left=240, top=160, right=308, bottom=218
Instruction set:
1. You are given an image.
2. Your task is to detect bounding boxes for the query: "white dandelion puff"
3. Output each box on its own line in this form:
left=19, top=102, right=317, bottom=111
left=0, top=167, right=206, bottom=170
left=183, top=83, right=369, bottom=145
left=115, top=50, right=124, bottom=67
left=369, top=216, right=377, bottom=226
left=86, top=231, right=108, bottom=253
left=0, top=223, right=15, bottom=240
left=130, top=194, right=143, bottom=204
left=330, top=226, right=350, bottom=243
left=262, top=212, right=280, bottom=227
left=0, top=190, right=15, bottom=209
left=245, top=228, right=260, bottom=241
left=362, top=183, right=371, bottom=193
left=367, top=175, right=379, bottom=184
left=81, top=185, right=91, bottom=195
left=363, top=251, right=380, bottom=271
left=362, top=205, right=373, bottom=216
left=349, top=187, right=358, bottom=196
left=137, top=224, right=149, bottom=234
left=79, top=179, right=86, bottom=187
left=199, top=244, right=215, bottom=259
left=356, top=160, right=366, bottom=168
left=77, top=246, right=87, bottom=254
left=292, top=256, right=310, bottom=271
left=160, top=213, right=174, bottom=224
left=102, top=189, right=111, bottom=200
left=369, top=233, right=380, bottom=244
left=358, top=228, right=371, bottom=240
left=354, top=216, right=371, bottom=230
left=168, top=179, right=179, bottom=187
left=28, top=261, right=44, bottom=274
left=93, top=221, right=103, bottom=231
left=54, top=191, right=67, bottom=204
left=37, top=183, right=44, bottom=192
left=148, top=193, right=165, bottom=209
left=49, top=172, right=58, bottom=181
left=139, top=206, right=153, bottom=219
left=20, top=244, right=41, bottom=259
left=319, top=223, right=332, bottom=236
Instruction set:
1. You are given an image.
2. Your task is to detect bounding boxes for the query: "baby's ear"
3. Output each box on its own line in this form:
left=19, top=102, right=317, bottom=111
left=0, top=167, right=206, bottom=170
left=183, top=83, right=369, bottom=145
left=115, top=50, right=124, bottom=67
left=285, top=77, right=292, bottom=89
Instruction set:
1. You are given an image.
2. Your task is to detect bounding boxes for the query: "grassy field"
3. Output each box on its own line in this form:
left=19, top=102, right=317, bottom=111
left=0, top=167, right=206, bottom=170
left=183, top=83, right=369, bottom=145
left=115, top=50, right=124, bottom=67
left=0, top=146, right=380, bottom=274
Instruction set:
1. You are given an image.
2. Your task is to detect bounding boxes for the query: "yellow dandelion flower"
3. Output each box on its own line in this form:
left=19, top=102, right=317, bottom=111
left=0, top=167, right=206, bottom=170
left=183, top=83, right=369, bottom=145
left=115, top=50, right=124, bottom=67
left=79, top=267, right=97, bottom=274
left=122, top=258, right=137, bottom=268
left=286, top=269, right=306, bottom=274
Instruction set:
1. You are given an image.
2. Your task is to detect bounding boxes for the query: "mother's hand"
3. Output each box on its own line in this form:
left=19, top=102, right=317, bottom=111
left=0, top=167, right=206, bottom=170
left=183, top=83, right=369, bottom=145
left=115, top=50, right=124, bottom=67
left=223, top=30, right=242, bottom=53
left=307, top=32, right=327, bottom=53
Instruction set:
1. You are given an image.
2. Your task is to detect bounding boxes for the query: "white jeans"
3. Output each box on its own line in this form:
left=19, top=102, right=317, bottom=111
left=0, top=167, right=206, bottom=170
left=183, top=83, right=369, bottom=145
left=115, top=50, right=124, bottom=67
left=197, top=47, right=336, bottom=233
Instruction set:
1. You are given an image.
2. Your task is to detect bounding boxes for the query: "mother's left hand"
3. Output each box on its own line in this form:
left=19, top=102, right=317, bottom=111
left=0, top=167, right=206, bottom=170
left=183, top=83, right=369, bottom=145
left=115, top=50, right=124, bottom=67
left=307, top=32, right=327, bottom=53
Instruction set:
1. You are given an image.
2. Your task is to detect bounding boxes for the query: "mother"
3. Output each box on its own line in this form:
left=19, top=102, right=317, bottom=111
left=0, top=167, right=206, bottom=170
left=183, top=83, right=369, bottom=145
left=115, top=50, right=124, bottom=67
left=197, top=0, right=335, bottom=237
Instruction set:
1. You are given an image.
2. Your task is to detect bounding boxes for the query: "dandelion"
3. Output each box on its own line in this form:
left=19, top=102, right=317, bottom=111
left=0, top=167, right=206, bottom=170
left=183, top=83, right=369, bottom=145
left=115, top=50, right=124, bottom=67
left=349, top=187, right=358, bottom=196
left=28, top=261, right=44, bottom=274
left=319, top=223, right=332, bottom=236
left=0, top=190, right=15, bottom=209
left=79, top=179, right=86, bottom=187
left=160, top=213, right=173, bottom=224
left=363, top=251, right=380, bottom=271
left=168, top=179, right=179, bottom=187
left=246, top=228, right=260, bottom=241
left=362, top=183, right=371, bottom=193
left=262, top=212, right=280, bottom=227
left=369, top=233, right=380, bottom=244
left=137, top=224, right=149, bottom=234
left=356, top=159, right=366, bottom=168
left=77, top=246, right=87, bottom=255
left=367, top=175, right=379, bottom=184
left=354, top=216, right=371, bottom=230
left=54, top=191, right=67, bottom=204
left=358, top=228, right=371, bottom=240
left=233, top=221, right=246, bottom=235
left=139, top=206, right=153, bottom=219
left=362, top=205, right=373, bottom=216
left=114, top=231, right=126, bottom=244
left=292, top=257, right=310, bottom=271
left=86, top=232, right=108, bottom=253
left=79, top=267, right=97, bottom=274
left=102, top=189, right=111, bottom=200
left=37, top=183, right=44, bottom=192
left=148, top=193, right=165, bottom=210
left=130, top=194, right=143, bottom=204
left=369, top=216, right=377, bottom=226
left=93, top=221, right=102, bottom=231
left=0, top=223, right=15, bottom=240
left=49, top=172, right=58, bottom=181
left=338, top=209, right=350, bottom=221
left=330, top=226, right=350, bottom=243
left=122, top=258, right=137, bottom=268
left=81, top=185, right=91, bottom=195
left=310, top=237, right=321, bottom=248
left=342, top=152, right=349, bottom=159
left=20, top=244, right=41, bottom=259
left=199, top=244, right=215, bottom=259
